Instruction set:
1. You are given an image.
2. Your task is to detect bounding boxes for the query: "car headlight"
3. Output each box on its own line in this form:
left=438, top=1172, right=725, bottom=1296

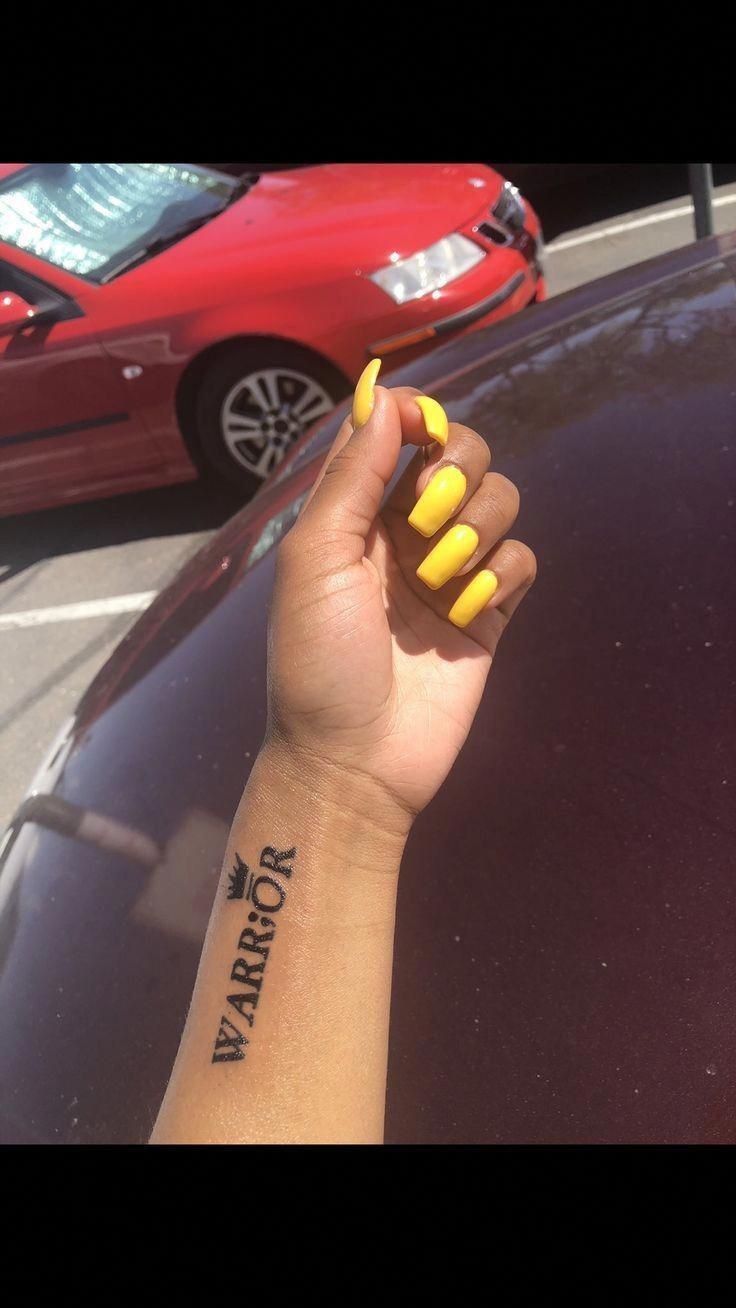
left=369, top=233, right=485, bottom=305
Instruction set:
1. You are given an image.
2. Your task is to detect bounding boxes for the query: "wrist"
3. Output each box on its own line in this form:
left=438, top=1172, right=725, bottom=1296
left=255, top=736, right=413, bottom=860
left=223, top=740, right=408, bottom=935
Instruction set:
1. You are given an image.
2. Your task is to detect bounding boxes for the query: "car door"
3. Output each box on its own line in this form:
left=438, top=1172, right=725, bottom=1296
left=0, top=256, right=151, bottom=514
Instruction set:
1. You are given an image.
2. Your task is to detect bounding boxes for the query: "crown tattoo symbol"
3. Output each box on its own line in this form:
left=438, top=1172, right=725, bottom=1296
left=227, top=853, right=250, bottom=900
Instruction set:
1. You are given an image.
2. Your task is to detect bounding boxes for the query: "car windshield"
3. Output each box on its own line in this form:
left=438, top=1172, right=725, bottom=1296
left=0, top=163, right=238, bottom=282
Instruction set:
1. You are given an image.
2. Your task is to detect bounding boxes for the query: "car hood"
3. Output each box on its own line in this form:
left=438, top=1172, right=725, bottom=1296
left=152, top=162, right=506, bottom=275
left=1, top=235, right=736, bottom=1144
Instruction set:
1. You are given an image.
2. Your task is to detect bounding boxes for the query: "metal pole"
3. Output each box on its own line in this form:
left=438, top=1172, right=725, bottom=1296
left=688, top=163, right=715, bottom=239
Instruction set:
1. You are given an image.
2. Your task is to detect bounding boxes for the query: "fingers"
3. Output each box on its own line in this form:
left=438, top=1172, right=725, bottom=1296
left=296, top=368, right=434, bottom=566
left=306, top=382, right=433, bottom=504
left=378, top=391, right=535, bottom=640
left=385, top=420, right=491, bottom=532
left=290, top=366, right=536, bottom=641
left=442, top=471, right=520, bottom=576
left=445, top=539, right=537, bottom=630
left=401, top=467, right=520, bottom=592
left=294, top=372, right=400, bottom=568
left=413, top=470, right=520, bottom=588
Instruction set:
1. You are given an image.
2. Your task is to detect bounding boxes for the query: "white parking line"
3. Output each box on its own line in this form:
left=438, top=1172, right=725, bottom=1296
left=547, top=192, right=736, bottom=254
left=0, top=592, right=156, bottom=631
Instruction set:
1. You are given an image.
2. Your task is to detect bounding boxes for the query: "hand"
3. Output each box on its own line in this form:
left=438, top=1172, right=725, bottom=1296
left=266, top=363, right=537, bottom=832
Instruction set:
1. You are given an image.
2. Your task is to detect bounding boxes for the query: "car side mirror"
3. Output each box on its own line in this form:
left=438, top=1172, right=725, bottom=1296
left=0, top=292, right=41, bottom=335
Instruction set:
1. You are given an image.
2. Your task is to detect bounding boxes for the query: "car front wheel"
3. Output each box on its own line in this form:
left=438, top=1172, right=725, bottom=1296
left=193, top=344, right=350, bottom=495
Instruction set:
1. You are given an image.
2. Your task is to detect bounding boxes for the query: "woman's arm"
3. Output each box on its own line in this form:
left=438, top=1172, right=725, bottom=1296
left=152, top=364, right=536, bottom=1144
left=151, top=746, right=407, bottom=1144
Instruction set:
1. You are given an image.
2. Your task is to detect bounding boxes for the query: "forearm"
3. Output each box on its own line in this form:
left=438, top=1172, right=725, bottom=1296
left=151, top=744, right=408, bottom=1144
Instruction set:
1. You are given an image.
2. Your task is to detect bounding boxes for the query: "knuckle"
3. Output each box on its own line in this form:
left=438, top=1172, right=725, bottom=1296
left=473, top=433, right=493, bottom=471
left=504, top=539, right=537, bottom=586
left=478, top=473, right=520, bottom=525
left=492, top=473, right=521, bottom=516
left=321, top=441, right=363, bottom=490
left=451, top=425, right=491, bottom=470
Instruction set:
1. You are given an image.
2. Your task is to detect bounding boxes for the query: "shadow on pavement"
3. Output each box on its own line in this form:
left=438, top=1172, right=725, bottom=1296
left=0, top=479, right=246, bottom=589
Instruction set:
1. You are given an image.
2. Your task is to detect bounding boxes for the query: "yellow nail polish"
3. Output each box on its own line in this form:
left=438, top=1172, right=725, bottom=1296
left=352, top=358, right=382, bottom=428
left=448, top=570, right=499, bottom=628
left=416, top=396, right=449, bottom=447
left=416, top=524, right=479, bottom=590
left=408, top=466, right=467, bottom=537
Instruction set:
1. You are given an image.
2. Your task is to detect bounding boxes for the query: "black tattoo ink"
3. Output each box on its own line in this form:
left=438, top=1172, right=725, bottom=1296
left=227, top=853, right=249, bottom=900
left=211, top=844, right=297, bottom=1066
left=260, top=846, right=296, bottom=879
left=226, top=995, right=255, bottom=1025
left=251, top=875, right=286, bottom=914
left=248, top=912, right=275, bottom=927
left=237, top=926, right=274, bottom=955
left=230, top=956, right=264, bottom=989
left=227, top=989, right=258, bottom=1019
left=212, top=1016, right=249, bottom=1062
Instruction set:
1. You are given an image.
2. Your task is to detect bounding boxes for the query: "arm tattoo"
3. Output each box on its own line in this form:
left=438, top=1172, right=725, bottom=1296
left=211, top=845, right=296, bottom=1065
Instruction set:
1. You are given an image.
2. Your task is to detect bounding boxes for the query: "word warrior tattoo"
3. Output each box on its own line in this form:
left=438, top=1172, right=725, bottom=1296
left=211, top=845, right=296, bottom=1065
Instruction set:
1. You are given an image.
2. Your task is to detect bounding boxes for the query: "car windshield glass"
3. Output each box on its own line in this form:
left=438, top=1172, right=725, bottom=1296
left=0, top=163, right=237, bottom=281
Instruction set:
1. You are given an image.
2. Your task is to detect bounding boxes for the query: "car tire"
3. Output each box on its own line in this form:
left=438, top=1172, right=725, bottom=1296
left=193, top=343, right=350, bottom=496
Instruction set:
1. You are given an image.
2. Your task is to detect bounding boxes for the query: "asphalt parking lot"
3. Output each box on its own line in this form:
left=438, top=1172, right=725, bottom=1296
left=2, top=164, right=736, bottom=829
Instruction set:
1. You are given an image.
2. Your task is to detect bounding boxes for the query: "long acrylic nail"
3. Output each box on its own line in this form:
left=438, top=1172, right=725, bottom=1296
left=415, top=396, right=449, bottom=446
left=416, top=524, right=479, bottom=590
left=448, top=570, right=499, bottom=628
left=408, top=466, right=467, bottom=538
left=352, top=358, right=381, bottom=428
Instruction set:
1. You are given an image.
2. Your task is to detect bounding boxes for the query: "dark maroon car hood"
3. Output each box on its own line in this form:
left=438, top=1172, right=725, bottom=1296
left=1, top=235, right=735, bottom=1144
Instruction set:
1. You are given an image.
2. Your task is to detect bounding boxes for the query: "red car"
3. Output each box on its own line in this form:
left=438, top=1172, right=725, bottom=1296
left=0, top=162, right=544, bottom=516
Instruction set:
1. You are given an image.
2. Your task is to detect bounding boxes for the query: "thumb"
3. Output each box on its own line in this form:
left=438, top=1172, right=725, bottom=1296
left=296, top=360, right=403, bottom=567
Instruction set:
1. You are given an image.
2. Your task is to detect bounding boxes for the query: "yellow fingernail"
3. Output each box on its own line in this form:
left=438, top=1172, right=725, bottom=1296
left=448, top=570, right=499, bottom=628
left=416, top=524, right=479, bottom=590
left=416, top=396, right=449, bottom=447
left=352, top=358, right=382, bottom=428
left=408, top=465, right=467, bottom=538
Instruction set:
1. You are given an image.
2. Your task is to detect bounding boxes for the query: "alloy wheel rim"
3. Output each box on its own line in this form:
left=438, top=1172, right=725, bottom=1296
left=220, top=366, right=335, bottom=478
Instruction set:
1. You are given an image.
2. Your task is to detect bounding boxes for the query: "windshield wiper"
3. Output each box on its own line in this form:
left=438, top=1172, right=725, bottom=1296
left=100, top=213, right=218, bottom=282
left=100, top=175, right=259, bottom=282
